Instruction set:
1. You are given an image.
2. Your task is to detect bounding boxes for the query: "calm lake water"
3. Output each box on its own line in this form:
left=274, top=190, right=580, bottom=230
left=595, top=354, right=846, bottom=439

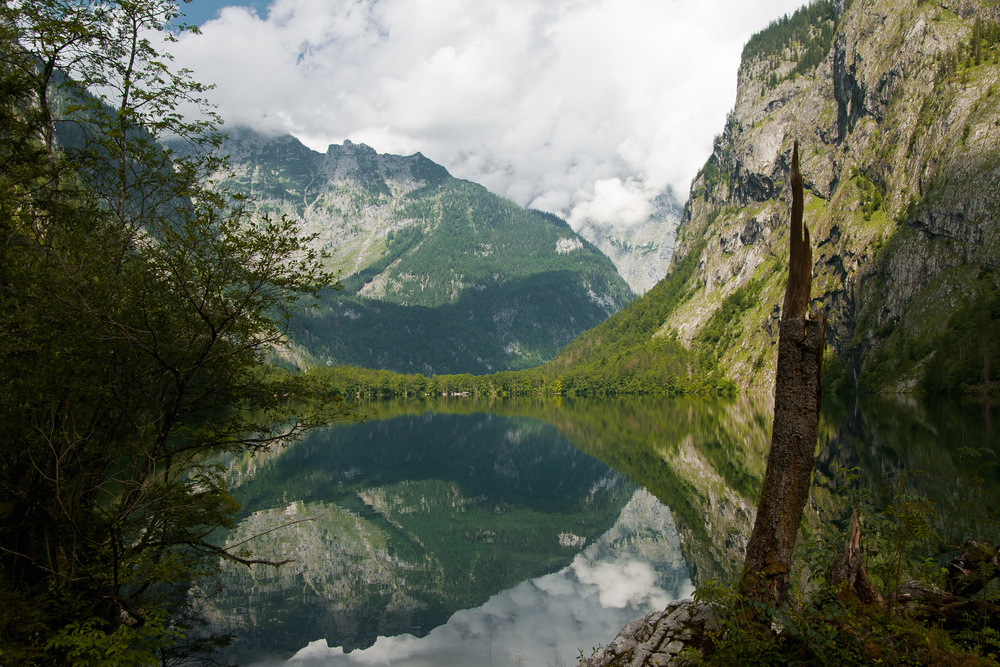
left=200, top=395, right=1000, bottom=666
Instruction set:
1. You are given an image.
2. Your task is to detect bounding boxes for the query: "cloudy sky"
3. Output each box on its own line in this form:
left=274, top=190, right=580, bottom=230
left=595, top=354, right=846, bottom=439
left=171, top=0, right=806, bottom=229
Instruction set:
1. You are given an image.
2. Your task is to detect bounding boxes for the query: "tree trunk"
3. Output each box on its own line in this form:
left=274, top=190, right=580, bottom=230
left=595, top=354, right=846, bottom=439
left=829, top=509, right=884, bottom=605
left=738, top=141, right=826, bottom=604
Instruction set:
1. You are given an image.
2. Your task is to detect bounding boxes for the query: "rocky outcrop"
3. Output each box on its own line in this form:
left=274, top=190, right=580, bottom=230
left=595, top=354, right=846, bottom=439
left=207, top=127, right=450, bottom=276
left=577, top=600, right=717, bottom=667
left=664, top=0, right=1000, bottom=393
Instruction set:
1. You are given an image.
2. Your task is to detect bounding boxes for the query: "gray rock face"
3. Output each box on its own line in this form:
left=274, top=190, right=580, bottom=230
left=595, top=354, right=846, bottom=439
left=577, top=600, right=717, bottom=667
left=209, top=126, right=450, bottom=276
left=577, top=189, right=683, bottom=295
left=663, top=0, right=1000, bottom=392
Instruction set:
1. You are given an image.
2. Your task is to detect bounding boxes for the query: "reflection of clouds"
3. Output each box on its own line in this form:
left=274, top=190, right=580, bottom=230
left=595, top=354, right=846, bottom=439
left=254, top=489, right=693, bottom=667
left=571, top=558, right=668, bottom=609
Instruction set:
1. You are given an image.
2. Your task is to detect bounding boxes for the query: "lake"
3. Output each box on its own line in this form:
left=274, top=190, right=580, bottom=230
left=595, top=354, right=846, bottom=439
left=199, top=395, right=1000, bottom=666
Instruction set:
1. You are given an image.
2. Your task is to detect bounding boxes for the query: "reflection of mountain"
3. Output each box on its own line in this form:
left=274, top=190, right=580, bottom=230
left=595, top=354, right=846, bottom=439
left=267, top=489, right=693, bottom=667
left=200, top=412, right=632, bottom=664
left=203, top=397, right=999, bottom=665
left=526, top=397, right=768, bottom=584
left=397, top=395, right=1000, bottom=585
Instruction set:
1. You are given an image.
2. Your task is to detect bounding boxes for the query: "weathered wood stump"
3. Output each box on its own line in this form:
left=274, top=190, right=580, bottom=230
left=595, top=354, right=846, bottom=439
left=738, top=141, right=826, bottom=604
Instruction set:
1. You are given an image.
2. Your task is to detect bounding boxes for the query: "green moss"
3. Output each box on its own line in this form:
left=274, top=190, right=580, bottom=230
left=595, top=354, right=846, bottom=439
left=805, top=192, right=827, bottom=217
left=695, top=277, right=768, bottom=352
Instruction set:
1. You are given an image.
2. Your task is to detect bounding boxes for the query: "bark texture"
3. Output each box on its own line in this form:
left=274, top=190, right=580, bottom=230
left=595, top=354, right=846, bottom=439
left=738, top=141, right=826, bottom=604
left=829, top=509, right=884, bottom=605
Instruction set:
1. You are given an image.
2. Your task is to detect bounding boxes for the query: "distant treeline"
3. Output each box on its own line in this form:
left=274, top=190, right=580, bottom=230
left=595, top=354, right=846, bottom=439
left=309, top=237, right=737, bottom=399
left=311, top=359, right=734, bottom=399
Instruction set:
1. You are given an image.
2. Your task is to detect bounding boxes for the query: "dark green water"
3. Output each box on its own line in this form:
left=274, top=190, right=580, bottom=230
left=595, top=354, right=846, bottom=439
left=200, top=395, right=1000, bottom=666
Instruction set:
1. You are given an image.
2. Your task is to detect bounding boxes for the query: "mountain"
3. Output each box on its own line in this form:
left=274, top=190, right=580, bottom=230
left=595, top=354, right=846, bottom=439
left=653, top=0, right=1000, bottom=394
left=201, top=128, right=635, bottom=375
left=576, top=188, right=684, bottom=295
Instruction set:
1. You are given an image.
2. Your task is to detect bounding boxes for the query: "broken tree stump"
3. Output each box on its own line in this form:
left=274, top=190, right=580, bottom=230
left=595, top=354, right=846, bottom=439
left=738, top=141, right=827, bottom=604
left=829, top=509, right=884, bottom=606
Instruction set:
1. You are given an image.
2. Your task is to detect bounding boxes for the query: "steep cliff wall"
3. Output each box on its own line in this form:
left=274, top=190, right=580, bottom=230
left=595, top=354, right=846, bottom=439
left=667, top=0, right=1000, bottom=394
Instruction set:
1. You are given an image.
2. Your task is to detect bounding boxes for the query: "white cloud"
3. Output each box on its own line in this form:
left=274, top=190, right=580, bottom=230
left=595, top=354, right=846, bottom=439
left=172, top=0, right=808, bottom=228
left=244, top=487, right=695, bottom=667
left=569, top=177, right=653, bottom=229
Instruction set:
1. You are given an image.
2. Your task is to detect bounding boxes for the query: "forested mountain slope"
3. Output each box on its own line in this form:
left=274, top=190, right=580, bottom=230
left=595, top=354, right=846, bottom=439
left=200, top=128, right=634, bottom=375
left=656, top=0, right=1000, bottom=394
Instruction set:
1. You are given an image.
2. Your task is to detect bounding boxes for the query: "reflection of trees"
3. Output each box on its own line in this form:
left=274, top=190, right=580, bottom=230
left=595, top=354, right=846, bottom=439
left=203, top=412, right=633, bottom=662
left=380, top=395, right=1000, bottom=585
left=819, top=395, right=1000, bottom=549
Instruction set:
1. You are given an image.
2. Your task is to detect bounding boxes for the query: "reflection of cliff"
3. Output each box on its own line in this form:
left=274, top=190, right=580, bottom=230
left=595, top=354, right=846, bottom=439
left=432, top=395, right=1000, bottom=584
left=530, top=397, right=769, bottom=584
left=817, top=395, right=1000, bottom=549
left=571, top=488, right=693, bottom=606
left=271, top=488, right=693, bottom=667
left=201, top=412, right=632, bottom=664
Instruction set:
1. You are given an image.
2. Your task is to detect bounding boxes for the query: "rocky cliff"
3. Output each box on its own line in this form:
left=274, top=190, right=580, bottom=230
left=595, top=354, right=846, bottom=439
left=196, top=128, right=634, bottom=374
left=665, top=0, right=1000, bottom=394
left=577, top=189, right=684, bottom=295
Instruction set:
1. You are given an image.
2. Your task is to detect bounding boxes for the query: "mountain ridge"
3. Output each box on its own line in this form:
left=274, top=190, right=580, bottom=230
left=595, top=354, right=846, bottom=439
left=194, top=128, right=636, bottom=375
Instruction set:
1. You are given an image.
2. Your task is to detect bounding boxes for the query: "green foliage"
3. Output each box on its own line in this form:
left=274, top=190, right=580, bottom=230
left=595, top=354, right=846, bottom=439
left=920, top=269, right=1000, bottom=396
left=742, top=0, right=838, bottom=84
left=689, top=579, right=993, bottom=666
left=290, top=176, right=634, bottom=374
left=687, top=467, right=995, bottom=667
left=303, top=230, right=729, bottom=396
left=532, top=238, right=734, bottom=397
left=689, top=579, right=867, bottom=666
left=301, top=268, right=625, bottom=375
left=694, top=156, right=726, bottom=202
left=957, top=447, right=1000, bottom=544
left=826, top=468, right=941, bottom=599
left=374, top=180, right=627, bottom=308
left=850, top=168, right=884, bottom=221
left=44, top=612, right=183, bottom=667
left=695, top=277, right=766, bottom=352
left=0, top=1, right=355, bottom=663
left=821, top=352, right=855, bottom=398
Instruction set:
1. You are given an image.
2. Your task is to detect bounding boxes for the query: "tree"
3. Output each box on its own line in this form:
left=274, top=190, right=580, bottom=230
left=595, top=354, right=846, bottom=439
left=0, top=1, right=352, bottom=663
left=738, top=141, right=826, bottom=604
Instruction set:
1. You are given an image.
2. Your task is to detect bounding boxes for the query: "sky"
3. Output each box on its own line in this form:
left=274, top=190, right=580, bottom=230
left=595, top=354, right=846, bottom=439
left=170, top=0, right=807, bottom=229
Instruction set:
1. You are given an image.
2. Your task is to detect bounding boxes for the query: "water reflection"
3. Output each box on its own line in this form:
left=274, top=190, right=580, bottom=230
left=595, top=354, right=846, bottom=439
left=202, top=411, right=669, bottom=665
left=268, top=490, right=692, bottom=667
left=203, top=395, right=1000, bottom=665
left=511, top=394, right=1000, bottom=582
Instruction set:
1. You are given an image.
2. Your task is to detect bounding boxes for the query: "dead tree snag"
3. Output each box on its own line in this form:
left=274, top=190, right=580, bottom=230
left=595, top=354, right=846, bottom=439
left=738, top=141, right=826, bottom=604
